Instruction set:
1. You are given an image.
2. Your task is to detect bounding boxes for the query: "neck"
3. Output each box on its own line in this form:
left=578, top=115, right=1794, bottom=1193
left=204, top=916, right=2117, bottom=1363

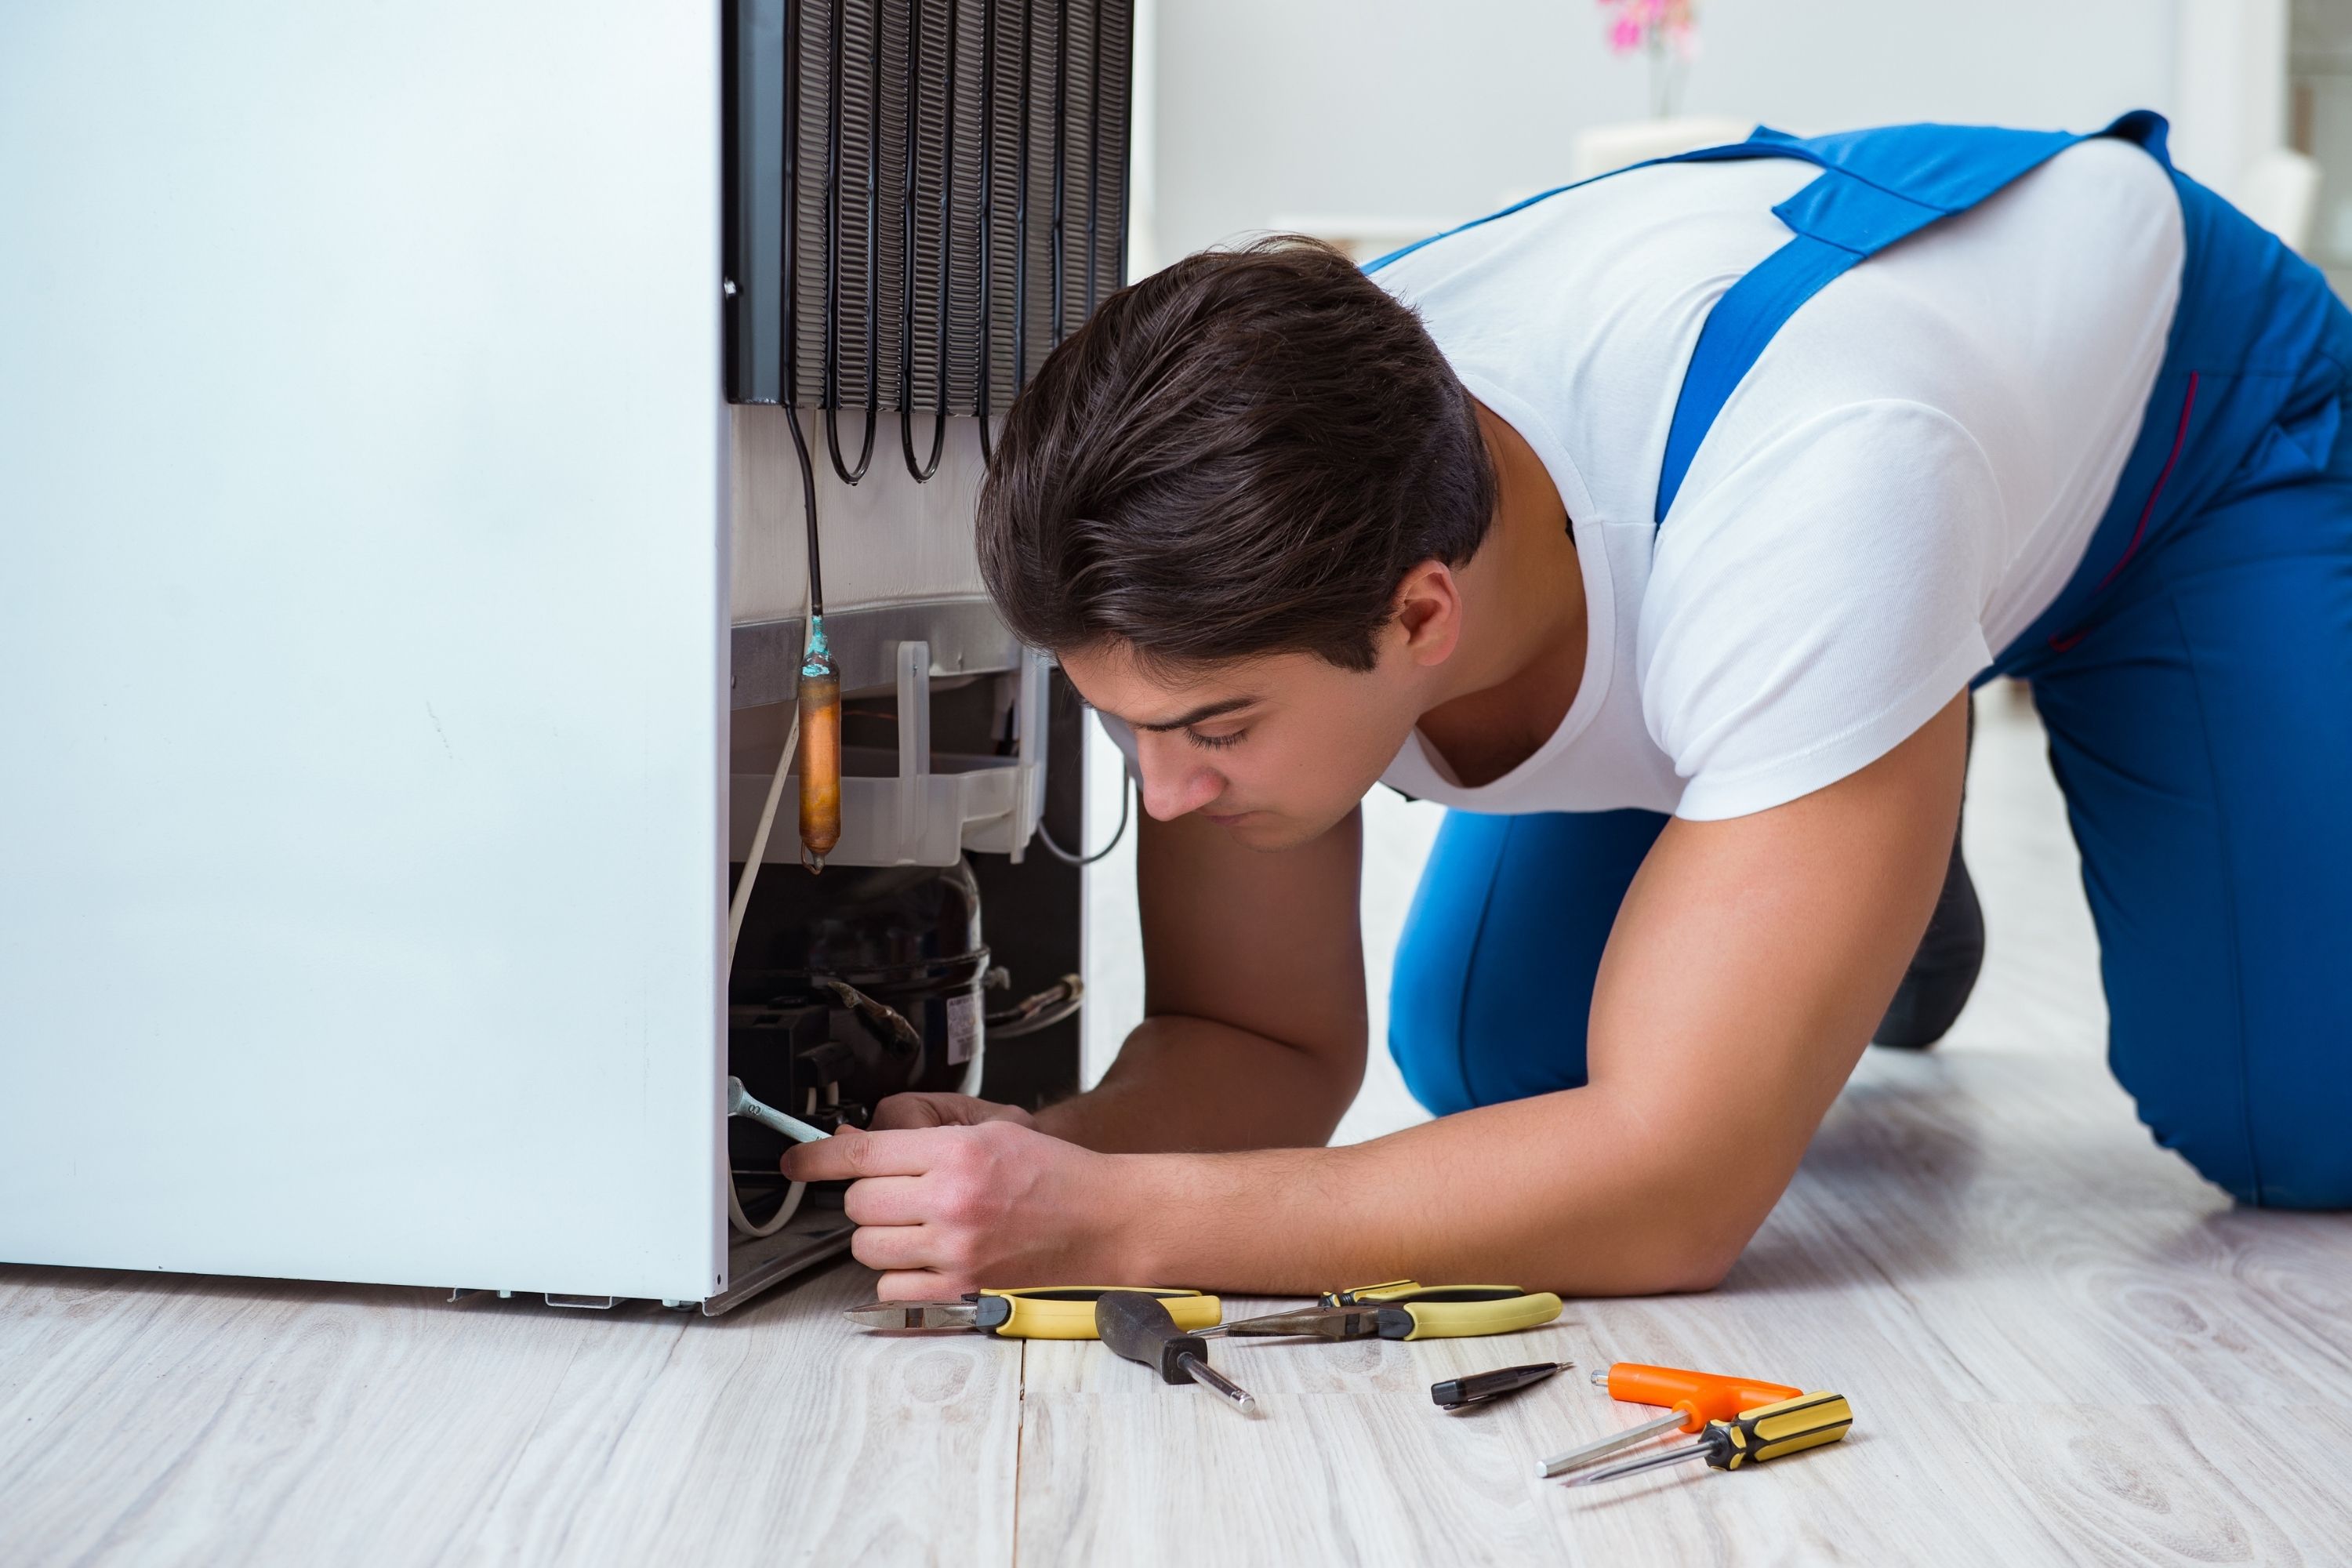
left=1414, top=403, right=1588, bottom=785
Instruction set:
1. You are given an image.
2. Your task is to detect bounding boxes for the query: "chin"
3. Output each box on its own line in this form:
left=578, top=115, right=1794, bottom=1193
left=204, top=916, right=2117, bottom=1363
left=1215, top=808, right=1345, bottom=853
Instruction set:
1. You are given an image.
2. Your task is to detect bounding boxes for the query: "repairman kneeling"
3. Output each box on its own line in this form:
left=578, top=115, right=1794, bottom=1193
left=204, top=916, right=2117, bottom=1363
left=787, top=111, right=2352, bottom=1298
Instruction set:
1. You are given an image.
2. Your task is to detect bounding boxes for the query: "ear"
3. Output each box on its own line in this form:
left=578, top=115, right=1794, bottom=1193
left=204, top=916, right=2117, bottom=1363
left=1392, top=560, right=1464, bottom=669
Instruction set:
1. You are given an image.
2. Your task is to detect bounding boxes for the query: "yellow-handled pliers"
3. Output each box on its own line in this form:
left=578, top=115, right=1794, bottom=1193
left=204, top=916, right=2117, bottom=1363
left=844, top=1286, right=1222, bottom=1340
left=1203, top=1279, right=1563, bottom=1342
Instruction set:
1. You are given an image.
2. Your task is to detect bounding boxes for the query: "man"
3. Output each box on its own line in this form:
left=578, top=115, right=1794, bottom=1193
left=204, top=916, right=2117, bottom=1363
left=789, top=113, right=2352, bottom=1299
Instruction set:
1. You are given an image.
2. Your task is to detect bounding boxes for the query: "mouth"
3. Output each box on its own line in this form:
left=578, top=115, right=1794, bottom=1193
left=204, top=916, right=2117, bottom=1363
left=1202, top=809, right=1261, bottom=828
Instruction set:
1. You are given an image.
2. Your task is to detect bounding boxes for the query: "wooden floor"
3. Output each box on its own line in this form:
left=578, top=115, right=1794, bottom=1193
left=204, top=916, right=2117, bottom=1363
left=7, top=695, right=2351, bottom=1566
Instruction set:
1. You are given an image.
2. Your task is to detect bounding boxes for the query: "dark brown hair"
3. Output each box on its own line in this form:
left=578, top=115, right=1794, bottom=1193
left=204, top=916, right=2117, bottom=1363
left=975, top=236, right=1497, bottom=673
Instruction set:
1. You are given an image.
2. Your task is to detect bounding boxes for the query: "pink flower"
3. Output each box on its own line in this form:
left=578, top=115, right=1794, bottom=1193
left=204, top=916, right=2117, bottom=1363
left=1602, top=0, right=1700, bottom=57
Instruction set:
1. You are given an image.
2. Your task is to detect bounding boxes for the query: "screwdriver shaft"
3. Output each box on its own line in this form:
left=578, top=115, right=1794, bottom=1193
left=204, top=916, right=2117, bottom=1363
left=1537, top=1409, right=1689, bottom=1477
left=1178, top=1352, right=1258, bottom=1414
left=726, top=1077, right=830, bottom=1142
left=1563, top=1442, right=1714, bottom=1488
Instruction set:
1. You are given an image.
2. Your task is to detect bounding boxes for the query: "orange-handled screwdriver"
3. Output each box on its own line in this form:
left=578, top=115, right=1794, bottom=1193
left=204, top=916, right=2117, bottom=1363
left=1537, top=1362, right=1802, bottom=1479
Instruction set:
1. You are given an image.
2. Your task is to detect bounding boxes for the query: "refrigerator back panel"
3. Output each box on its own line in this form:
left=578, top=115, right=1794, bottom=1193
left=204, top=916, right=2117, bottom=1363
left=724, top=0, right=1134, bottom=433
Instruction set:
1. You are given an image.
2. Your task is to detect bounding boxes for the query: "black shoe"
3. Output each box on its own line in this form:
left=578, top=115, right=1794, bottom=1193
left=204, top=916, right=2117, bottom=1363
left=1875, top=837, right=1984, bottom=1049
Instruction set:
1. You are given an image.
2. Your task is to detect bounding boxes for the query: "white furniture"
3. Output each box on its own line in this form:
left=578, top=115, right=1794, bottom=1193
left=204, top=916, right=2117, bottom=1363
left=2239, top=144, right=2324, bottom=251
left=1568, top=115, right=1757, bottom=180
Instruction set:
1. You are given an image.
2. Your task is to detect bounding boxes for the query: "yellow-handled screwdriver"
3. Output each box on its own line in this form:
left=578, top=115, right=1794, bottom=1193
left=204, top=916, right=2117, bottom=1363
left=1562, top=1392, right=1853, bottom=1488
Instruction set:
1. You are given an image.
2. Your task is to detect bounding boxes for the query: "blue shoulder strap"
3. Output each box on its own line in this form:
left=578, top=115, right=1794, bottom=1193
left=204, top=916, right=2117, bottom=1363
left=1363, top=111, right=2176, bottom=527
left=1650, top=110, right=2172, bottom=523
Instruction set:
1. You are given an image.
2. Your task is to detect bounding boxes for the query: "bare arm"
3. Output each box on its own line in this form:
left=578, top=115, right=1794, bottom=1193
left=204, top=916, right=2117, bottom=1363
left=1031, top=804, right=1370, bottom=1152
left=793, top=695, right=1965, bottom=1299
left=1112, top=693, right=1969, bottom=1294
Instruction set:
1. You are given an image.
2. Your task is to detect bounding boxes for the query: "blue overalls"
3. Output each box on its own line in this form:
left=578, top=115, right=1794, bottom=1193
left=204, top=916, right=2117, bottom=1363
left=1383, top=112, right=2352, bottom=1209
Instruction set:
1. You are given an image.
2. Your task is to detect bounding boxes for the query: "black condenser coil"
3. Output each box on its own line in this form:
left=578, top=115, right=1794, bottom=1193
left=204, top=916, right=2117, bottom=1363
left=724, top=0, right=1134, bottom=475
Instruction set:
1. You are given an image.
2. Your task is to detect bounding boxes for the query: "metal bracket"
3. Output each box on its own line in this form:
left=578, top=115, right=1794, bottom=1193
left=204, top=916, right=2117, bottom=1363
left=897, top=639, right=932, bottom=855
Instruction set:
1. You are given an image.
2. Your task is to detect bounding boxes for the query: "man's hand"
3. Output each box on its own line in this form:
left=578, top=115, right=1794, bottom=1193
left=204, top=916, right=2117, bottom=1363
left=865, top=1091, right=1035, bottom=1132
left=782, top=1121, right=1130, bottom=1298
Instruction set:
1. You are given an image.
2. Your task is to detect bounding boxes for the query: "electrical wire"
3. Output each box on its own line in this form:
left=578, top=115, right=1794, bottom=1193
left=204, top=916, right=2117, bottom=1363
left=728, top=1085, right=820, bottom=1238
left=728, top=706, right=800, bottom=968
left=726, top=546, right=820, bottom=964
left=724, top=700, right=813, bottom=1239
left=986, top=974, right=1083, bottom=1037
left=723, top=519, right=823, bottom=1235
left=1035, top=773, right=1130, bottom=866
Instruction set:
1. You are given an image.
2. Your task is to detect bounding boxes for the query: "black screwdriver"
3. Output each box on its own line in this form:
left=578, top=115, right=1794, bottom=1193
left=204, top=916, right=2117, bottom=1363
left=1431, top=1360, right=1574, bottom=1410
left=1094, top=1290, right=1259, bottom=1414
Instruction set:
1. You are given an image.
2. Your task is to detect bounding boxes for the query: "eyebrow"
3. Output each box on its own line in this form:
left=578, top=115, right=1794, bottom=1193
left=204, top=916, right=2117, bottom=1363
left=1125, top=695, right=1261, bottom=733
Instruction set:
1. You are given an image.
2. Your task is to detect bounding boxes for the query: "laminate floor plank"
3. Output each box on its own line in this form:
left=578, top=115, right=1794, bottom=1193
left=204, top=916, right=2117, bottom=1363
left=0, top=1260, right=1014, bottom=1568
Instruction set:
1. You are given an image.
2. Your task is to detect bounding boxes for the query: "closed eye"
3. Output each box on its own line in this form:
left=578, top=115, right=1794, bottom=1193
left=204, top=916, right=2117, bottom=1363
left=1185, top=728, right=1244, bottom=750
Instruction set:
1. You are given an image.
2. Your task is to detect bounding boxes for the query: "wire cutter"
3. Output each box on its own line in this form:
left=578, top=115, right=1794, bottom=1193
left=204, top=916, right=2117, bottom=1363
left=844, top=1285, right=1222, bottom=1340
left=1203, top=1279, right=1563, bottom=1341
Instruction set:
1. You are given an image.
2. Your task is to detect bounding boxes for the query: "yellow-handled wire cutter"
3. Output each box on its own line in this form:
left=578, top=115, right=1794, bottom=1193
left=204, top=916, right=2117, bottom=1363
left=844, top=1286, right=1222, bottom=1340
left=1202, top=1279, right=1563, bottom=1342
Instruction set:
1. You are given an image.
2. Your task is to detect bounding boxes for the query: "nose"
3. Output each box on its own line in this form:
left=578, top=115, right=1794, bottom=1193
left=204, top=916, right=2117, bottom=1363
left=1135, top=741, right=1223, bottom=821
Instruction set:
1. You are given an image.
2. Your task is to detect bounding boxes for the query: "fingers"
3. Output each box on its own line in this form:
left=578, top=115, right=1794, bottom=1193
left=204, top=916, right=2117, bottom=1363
left=873, top=1269, right=966, bottom=1301
left=782, top=1126, right=946, bottom=1183
left=840, top=1174, right=929, bottom=1227
left=867, top=1094, right=960, bottom=1131
left=794, top=1119, right=1081, bottom=1301
left=851, top=1221, right=949, bottom=1274
left=868, top=1092, right=1036, bottom=1131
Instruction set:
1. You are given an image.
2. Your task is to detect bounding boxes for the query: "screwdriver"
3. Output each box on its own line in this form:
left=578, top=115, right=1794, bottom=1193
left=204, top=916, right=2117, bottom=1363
left=1539, top=1362, right=1802, bottom=1478
left=726, top=1076, right=830, bottom=1143
left=1095, top=1290, right=1258, bottom=1415
left=1563, top=1392, right=1853, bottom=1488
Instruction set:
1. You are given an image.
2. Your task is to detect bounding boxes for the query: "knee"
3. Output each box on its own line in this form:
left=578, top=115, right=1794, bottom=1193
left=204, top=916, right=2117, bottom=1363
left=1388, top=918, right=1474, bottom=1119
left=2238, top=1144, right=2352, bottom=1211
left=1388, top=809, right=1646, bottom=1116
left=2150, top=1109, right=2352, bottom=1210
left=2107, top=990, right=2352, bottom=1210
left=1388, top=915, right=1598, bottom=1116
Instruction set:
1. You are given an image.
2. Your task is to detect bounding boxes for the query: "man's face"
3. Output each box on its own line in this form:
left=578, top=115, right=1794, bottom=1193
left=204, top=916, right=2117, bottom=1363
left=1059, top=636, right=1427, bottom=851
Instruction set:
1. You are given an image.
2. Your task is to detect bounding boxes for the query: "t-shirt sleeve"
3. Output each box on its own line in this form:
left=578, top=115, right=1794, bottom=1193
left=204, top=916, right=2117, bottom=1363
left=1641, top=399, right=1999, bottom=821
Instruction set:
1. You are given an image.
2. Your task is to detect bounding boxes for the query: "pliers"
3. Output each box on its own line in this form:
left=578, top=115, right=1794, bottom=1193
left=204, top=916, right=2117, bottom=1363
left=844, top=1285, right=1222, bottom=1339
left=1202, top=1279, right=1563, bottom=1341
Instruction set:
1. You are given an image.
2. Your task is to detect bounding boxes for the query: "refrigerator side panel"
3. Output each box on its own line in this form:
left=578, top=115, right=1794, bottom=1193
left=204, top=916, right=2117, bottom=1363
left=0, top=0, right=725, bottom=1301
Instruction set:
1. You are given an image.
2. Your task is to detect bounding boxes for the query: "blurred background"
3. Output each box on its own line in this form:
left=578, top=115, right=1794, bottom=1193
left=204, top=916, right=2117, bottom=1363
left=1076, top=0, right=2352, bottom=1134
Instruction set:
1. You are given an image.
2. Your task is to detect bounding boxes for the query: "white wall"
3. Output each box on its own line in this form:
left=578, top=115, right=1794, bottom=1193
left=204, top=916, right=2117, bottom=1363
left=1147, top=0, right=2187, bottom=265
left=2173, top=0, right=2289, bottom=201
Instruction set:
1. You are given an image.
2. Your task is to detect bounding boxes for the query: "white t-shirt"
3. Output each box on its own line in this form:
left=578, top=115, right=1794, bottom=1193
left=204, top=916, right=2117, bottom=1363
left=1363, top=136, right=2183, bottom=820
